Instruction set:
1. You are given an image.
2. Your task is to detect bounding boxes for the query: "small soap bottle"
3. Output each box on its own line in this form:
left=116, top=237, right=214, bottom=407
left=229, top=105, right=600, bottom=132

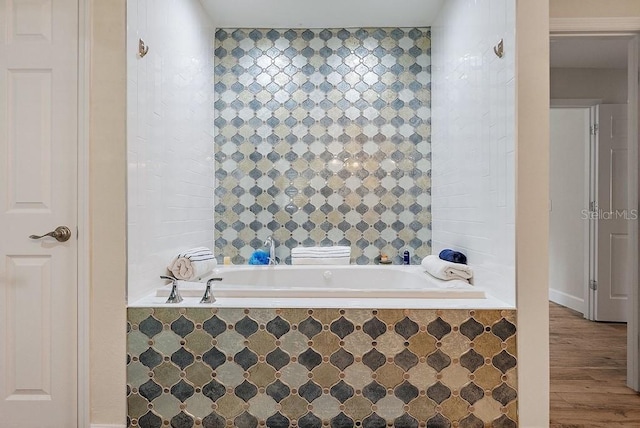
left=223, top=256, right=232, bottom=265
left=403, top=250, right=410, bottom=265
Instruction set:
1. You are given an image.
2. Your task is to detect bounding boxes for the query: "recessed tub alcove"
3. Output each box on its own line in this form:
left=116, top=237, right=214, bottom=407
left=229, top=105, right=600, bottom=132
left=126, top=0, right=518, bottom=426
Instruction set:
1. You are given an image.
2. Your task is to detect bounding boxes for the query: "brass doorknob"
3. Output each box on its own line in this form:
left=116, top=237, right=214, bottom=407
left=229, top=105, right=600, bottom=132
left=29, top=226, right=72, bottom=242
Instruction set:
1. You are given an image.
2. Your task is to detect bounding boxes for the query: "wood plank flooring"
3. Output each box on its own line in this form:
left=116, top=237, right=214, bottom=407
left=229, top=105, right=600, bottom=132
left=549, top=302, right=640, bottom=427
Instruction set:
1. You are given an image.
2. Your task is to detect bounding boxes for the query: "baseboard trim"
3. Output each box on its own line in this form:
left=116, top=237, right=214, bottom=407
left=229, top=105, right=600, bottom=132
left=91, top=424, right=126, bottom=428
left=549, top=288, right=585, bottom=315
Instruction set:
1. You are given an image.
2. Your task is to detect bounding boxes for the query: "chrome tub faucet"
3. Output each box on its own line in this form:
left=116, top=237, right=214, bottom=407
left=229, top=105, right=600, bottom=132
left=160, top=275, right=182, bottom=304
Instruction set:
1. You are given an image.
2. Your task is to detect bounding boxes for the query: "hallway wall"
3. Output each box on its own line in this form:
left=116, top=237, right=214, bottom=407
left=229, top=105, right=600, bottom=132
left=551, top=68, right=628, bottom=104
left=548, top=107, right=590, bottom=313
left=551, top=0, right=640, bottom=18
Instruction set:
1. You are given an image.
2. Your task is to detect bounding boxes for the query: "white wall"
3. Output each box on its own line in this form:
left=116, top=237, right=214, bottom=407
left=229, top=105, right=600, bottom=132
left=551, top=67, right=628, bottom=104
left=203, top=0, right=442, bottom=28
left=127, top=0, right=215, bottom=302
left=431, top=0, right=516, bottom=305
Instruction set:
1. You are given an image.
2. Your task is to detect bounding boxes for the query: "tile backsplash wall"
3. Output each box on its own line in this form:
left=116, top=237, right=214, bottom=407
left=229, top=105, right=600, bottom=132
left=431, top=1, right=516, bottom=305
left=127, top=0, right=215, bottom=302
left=214, top=28, right=431, bottom=265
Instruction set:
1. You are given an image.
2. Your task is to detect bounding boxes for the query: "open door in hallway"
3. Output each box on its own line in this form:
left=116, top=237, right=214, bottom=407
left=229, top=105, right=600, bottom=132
left=0, top=0, right=79, bottom=426
left=549, top=106, right=590, bottom=314
left=549, top=103, right=630, bottom=322
left=593, top=104, right=630, bottom=322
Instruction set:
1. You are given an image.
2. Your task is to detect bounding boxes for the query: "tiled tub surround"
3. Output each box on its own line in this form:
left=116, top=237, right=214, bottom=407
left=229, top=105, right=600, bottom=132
left=214, top=28, right=432, bottom=265
left=127, top=308, right=517, bottom=427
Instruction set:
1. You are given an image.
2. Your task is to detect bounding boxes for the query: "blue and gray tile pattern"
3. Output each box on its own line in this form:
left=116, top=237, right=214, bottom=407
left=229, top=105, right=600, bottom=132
left=214, top=28, right=432, bottom=264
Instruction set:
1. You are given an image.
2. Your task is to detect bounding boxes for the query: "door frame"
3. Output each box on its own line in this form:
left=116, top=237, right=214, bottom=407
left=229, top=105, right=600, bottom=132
left=78, top=0, right=91, bottom=425
left=550, top=17, right=640, bottom=391
left=627, top=34, right=640, bottom=392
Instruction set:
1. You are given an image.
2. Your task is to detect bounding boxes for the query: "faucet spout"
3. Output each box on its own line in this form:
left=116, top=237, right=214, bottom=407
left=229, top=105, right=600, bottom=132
left=264, top=237, right=277, bottom=265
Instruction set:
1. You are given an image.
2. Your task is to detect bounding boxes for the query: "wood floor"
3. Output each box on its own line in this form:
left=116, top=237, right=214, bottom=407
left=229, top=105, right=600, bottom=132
left=549, top=302, right=640, bottom=427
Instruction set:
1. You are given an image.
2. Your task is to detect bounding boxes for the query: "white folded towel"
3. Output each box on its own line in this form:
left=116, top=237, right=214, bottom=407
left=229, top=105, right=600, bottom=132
left=291, top=257, right=350, bottom=265
left=168, top=247, right=217, bottom=280
left=291, top=246, right=351, bottom=259
left=421, top=255, right=473, bottom=281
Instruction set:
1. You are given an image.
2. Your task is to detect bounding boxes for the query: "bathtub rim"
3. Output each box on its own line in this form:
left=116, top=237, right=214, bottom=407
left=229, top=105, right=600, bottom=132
left=156, top=264, right=483, bottom=299
left=128, top=265, right=514, bottom=309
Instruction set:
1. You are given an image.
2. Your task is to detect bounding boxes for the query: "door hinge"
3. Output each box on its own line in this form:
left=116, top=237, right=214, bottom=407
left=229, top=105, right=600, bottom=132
left=589, top=280, right=598, bottom=291
left=590, top=124, right=599, bottom=135
left=589, top=201, right=597, bottom=212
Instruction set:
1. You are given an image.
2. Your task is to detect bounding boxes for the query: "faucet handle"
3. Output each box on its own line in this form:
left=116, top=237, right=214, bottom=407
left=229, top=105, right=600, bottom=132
left=161, top=275, right=183, bottom=304
left=201, top=278, right=222, bottom=304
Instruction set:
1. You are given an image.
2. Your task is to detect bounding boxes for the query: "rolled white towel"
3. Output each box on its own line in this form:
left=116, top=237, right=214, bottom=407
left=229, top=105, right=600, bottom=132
left=421, top=255, right=473, bottom=281
left=291, top=246, right=351, bottom=259
left=168, top=247, right=217, bottom=280
left=291, top=257, right=350, bottom=265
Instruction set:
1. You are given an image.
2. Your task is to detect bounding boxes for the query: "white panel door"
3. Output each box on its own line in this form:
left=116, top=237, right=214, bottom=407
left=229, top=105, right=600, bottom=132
left=595, top=104, right=629, bottom=322
left=0, top=0, right=78, bottom=426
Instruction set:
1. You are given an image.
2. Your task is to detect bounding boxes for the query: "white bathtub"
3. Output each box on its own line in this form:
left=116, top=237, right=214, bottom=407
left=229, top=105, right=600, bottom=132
left=156, top=265, right=485, bottom=300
